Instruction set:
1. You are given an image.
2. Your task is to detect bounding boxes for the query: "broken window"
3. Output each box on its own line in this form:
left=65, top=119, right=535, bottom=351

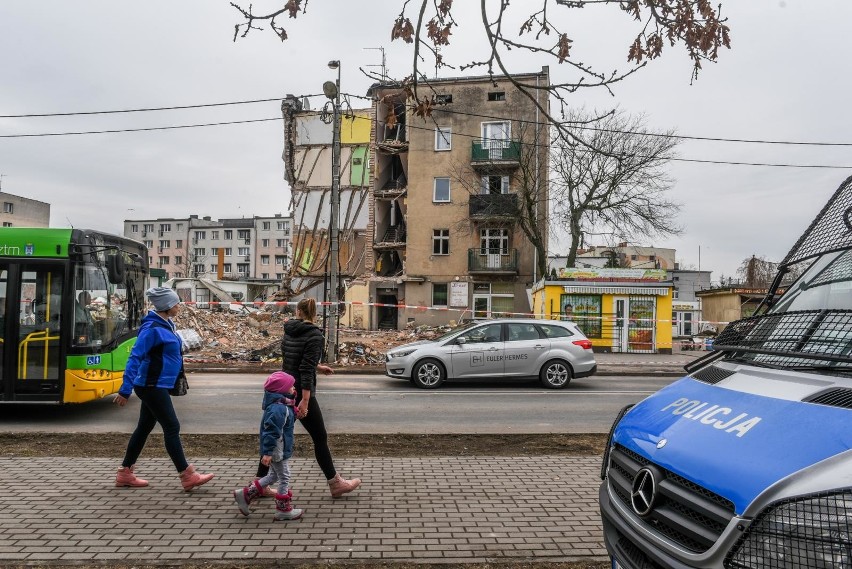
left=436, top=94, right=452, bottom=104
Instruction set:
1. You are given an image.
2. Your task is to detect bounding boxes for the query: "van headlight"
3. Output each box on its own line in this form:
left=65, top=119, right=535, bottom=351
left=601, top=404, right=633, bottom=480
left=726, top=491, right=852, bottom=568
left=388, top=349, right=416, bottom=359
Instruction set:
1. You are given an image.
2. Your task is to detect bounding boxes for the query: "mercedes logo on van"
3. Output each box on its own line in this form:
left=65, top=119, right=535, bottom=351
left=631, top=468, right=658, bottom=516
left=656, top=439, right=667, bottom=449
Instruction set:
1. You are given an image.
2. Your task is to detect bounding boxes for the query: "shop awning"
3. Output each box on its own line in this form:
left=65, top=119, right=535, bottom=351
left=562, top=285, right=670, bottom=296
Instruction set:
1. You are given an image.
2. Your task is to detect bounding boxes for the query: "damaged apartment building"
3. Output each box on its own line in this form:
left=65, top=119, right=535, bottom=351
left=281, top=67, right=550, bottom=330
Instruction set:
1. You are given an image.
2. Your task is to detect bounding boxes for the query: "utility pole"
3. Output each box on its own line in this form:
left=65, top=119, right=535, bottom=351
left=324, top=60, right=342, bottom=362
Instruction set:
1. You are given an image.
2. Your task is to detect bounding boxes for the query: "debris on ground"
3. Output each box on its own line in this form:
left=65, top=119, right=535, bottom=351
left=173, top=305, right=456, bottom=365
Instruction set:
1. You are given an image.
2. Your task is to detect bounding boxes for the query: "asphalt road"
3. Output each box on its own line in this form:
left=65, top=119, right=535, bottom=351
left=0, top=373, right=677, bottom=434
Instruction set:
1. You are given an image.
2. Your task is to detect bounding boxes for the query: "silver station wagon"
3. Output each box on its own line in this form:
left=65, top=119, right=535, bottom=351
left=385, top=318, right=598, bottom=389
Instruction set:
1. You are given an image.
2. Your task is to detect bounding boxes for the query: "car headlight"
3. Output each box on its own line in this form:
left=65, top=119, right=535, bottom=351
left=388, top=349, right=417, bottom=359
left=601, top=404, right=634, bottom=480
left=726, top=491, right=852, bottom=568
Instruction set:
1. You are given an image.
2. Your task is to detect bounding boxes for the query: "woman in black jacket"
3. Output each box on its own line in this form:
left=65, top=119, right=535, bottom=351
left=258, top=298, right=361, bottom=498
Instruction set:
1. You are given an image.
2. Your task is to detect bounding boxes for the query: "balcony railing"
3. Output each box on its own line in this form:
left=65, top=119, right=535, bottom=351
left=469, top=194, right=518, bottom=218
left=471, top=140, right=521, bottom=163
left=468, top=248, right=519, bottom=273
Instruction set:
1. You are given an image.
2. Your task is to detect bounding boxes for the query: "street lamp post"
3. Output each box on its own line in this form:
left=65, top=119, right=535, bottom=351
left=325, top=60, right=342, bottom=362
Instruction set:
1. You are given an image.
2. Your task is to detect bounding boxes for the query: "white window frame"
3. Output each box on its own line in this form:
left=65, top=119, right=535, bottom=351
left=480, top=175, right=510, bottom=195
left=479, top=228, right=509, bottom=255
left=481, top=121, right=511, bottom=149
left=261, top=255, right=270, bottom=265
left=433, top=177, right=451, bottom=203
left=435, top=127, right=452, bottom=151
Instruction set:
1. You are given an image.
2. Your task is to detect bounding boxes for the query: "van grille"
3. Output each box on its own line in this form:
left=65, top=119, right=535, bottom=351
left=607, top=444, right=736, bottom=553
left=691, top=365, right=736, bottom=385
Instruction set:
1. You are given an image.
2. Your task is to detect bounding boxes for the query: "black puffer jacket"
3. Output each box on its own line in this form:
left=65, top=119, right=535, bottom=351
left=282, top=319, right=324, bottom=393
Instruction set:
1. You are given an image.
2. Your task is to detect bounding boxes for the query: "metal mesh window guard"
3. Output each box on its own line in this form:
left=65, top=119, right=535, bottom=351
left=781, top=175, right=852, bottom=267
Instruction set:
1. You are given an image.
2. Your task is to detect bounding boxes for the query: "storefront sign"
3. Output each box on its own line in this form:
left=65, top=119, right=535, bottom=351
left=450, top=281, right=469, bottom=307
left=558, top=267, right=667, bottom=281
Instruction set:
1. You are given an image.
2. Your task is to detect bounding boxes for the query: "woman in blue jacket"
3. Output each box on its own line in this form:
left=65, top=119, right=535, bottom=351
left=113, top=287, right=215, bottom=491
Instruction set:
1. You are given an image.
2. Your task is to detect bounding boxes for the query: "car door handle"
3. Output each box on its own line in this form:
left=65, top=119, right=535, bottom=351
left=533, top=345, right=546, bottom=350
left=488, top=347, right=499, bottom=351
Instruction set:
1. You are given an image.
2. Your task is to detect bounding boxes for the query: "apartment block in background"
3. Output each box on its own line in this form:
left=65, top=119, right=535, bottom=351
left=0, top=191, right=50, bottom=228
left=122, top=214, right=291, bottom=281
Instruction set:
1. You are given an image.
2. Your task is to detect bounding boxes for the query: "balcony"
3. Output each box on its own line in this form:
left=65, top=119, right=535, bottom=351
left=469, top=194, right=518, bottom=221
left=375, top=177, right=408, bottom=199
left=468, top=248, right=519, bottom=274
left=374, top=225, right=407, bottom=250
left=471, top=140, right=521, bottom=168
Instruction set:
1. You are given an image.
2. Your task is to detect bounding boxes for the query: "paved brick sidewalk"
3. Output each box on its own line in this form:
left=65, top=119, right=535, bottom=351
left=0, top=456, right=606, bottom=564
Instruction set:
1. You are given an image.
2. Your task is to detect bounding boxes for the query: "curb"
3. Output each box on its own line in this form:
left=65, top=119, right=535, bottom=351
left=184, top=364, right=688, bottom=377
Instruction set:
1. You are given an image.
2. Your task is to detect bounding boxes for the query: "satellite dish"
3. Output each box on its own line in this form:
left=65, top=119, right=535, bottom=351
left=323, top=81, right=338, bottom=99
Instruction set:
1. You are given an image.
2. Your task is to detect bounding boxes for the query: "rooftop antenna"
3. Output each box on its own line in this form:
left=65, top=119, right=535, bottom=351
left=363, top=47, right=388, bottom=82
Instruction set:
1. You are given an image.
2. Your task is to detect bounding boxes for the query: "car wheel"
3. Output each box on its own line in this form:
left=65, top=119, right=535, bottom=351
left=412, top=358, right=446, bottom=389
left=540, top=359, right=572, bottom=389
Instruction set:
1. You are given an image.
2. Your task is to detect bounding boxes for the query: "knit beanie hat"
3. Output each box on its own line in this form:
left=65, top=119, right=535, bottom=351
left=146, top=287, right=181, bottom=311
left=265, top=371, right=296, bottom=394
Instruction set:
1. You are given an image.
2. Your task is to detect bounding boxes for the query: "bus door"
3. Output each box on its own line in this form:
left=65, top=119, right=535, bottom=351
left=0, top=263, right=65, bottom=401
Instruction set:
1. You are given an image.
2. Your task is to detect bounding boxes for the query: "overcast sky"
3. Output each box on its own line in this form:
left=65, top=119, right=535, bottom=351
left=2, top=1, right=851, bottom=282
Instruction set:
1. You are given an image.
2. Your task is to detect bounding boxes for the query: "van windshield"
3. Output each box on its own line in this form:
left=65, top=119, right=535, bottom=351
left=712, top=249, right=852, bottom=372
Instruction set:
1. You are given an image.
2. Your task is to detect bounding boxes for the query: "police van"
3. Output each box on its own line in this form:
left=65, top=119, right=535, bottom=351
left=600, top=177, right=852, bottom=568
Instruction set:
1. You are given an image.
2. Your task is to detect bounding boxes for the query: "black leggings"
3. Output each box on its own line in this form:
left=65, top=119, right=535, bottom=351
left=122, top=386, right=189, bottom=472
left=256, top=396, right=336, bottom=480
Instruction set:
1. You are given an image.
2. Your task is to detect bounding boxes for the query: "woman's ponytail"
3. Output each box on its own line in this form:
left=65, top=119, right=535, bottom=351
left=297, top=297, right=317, bottom=323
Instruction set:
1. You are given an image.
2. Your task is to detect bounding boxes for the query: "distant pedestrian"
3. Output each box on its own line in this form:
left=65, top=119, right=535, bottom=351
left=256, top=298, right=361, bottom=498
left=233, top=371, right=303, bottom=520
left=113, top=287, right=215, bottom=491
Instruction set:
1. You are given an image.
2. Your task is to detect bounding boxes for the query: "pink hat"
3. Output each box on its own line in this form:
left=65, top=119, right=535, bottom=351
left=264, top=371, right=295, bottom=394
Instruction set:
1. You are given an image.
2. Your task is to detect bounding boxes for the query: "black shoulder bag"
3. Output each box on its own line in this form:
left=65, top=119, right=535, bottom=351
left=150, top=319, right=189, bottom=396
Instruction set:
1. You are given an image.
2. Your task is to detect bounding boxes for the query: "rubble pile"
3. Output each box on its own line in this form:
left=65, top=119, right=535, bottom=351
left=171, top=306, right=458, bottom=365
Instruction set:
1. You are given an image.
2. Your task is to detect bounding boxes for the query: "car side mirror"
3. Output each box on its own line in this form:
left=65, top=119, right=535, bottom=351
left=456, top=337, right=467, bottom=345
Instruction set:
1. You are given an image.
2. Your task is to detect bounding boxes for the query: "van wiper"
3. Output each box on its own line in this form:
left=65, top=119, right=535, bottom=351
left=787, top=365, right=852, bottom=375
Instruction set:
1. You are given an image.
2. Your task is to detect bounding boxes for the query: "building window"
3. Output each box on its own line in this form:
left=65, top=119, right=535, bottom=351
left=262, top=221, right=271, bottom=230
left=262, top=238, right=270, bottom=247
left=211, top=230, right=219, bottom=239
left=276, top=239, right=286, bottom=248
left=432, top=229, right=450, bottom=255
left=144, top=224, right=155, bottom=232
left=224, top=248, right=232, bottom=256
left=432, top=283, right=448, bottom=307
left=175, top=256, right=182, bottom=265
left=487, top=91, right=506, bottom=102
left=238, top=230, right=250, bottom=240
left=436, top=94, right=452, bottom=104
left=159, top=223, right=171, bottom=232
left=481, top=175, right=509, bottom=194
left=237, top=263, right=249, bottom=274
left=193, top=264, right=205, bottom=275
left=261, top=255, right=270, bottom=265
left=131, top=224, right=138, bottom=233
left=238, top=247, right=250, bottom=257
left=560, top=294, right=602, bottom=338
left=433, top=178, right=451, bottom=202
left=159, top=240, right=170, bottom=249
left=209, top=264, right=217, bottom=272
left=144, top=240, right=153, bottom=248
left=480, top=228, right=509, bottom=254
left=211, top=247, right=219, bottom=255
left=194, top=248, right=206, bottom=257
left=176, top=223, right=184, bottom=231
left=275, top=256, right=286, bottom=265
left=261, top=273, right=269, bottom=279
left=278, top=221, right=289, bottom=232
left=223, top=263, right=232, bottom=272
left=175, top=239, right=183, bottom=248
left=2, top=203, right=12, bottom=214
left=435, top=127, right=451, bottom=151
left=2, top=222, right=12, bottom=227
left=194, top=231, right=206, bottom=240
left=224, top=230, right=233, bottom=239
left=481, top=121, right=510, bottom=150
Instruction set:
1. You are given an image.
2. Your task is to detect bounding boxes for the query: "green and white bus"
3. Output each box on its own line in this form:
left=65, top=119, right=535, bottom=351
left=0, top=228, right=148, bottom=403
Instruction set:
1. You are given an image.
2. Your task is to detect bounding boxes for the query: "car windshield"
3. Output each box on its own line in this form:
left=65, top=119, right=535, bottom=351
left=714, top=249, right=852, bottom=372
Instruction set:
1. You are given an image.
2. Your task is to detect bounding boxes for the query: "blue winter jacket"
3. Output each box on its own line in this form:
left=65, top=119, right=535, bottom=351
left=118, top=311, right=183, bottom=398
left=259, top=390, right=296, bottom=462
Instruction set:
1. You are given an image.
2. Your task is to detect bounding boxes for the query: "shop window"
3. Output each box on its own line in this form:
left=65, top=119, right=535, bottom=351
left=560, top=294, right=602, bottom=338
